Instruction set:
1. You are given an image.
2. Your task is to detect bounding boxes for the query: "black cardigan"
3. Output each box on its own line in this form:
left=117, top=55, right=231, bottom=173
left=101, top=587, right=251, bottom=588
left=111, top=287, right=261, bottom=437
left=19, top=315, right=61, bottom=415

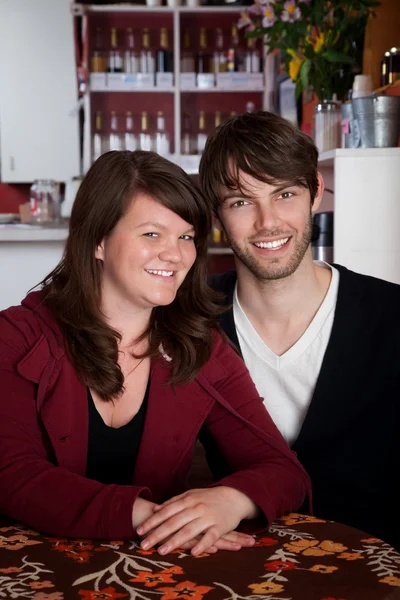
left=206, top=265, right=399, bottom=550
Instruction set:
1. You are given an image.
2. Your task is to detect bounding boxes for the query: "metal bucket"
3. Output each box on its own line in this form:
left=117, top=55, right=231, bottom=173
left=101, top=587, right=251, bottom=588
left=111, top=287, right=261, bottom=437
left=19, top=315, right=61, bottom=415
left=341, top=102, right=361, bottom=148
left=352, top=95, right=400, bottom=148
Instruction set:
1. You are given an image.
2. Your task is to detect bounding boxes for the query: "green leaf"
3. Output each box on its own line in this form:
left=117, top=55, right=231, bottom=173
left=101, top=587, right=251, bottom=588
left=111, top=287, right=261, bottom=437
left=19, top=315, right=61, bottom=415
left=300, top=58, right=311, bottom=91
left=295, top=78, right=303, bottom=101
left=321, top=50, right=356, bottom=64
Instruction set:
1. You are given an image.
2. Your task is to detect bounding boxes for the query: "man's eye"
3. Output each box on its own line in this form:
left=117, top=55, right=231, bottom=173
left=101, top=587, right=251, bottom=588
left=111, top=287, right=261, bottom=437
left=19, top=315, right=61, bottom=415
left=279, top=192, right=294, bottom=200
left=231, top=200, right=249, bottom=208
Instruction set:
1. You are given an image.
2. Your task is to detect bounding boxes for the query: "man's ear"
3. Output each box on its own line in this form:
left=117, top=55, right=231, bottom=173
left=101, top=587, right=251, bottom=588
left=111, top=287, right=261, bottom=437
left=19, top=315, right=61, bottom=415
left=95, top=240, right=104, bottom=261
left=312, top=172, right=325, bottom=214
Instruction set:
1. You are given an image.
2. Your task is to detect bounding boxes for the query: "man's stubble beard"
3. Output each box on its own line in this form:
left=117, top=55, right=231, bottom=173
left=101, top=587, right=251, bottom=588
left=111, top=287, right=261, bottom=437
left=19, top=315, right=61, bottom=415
left=224, top=213, right=313, bottom=282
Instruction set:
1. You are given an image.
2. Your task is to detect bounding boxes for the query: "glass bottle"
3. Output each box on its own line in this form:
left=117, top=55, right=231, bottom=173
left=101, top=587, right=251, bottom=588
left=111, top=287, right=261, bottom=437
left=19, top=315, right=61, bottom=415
left=90, top=27, right=105, bottom=73
left=181, top=113, right=195, bottom=155
left=139, top=111, right=153, bottom=151
left=29, top=179, right=59, bottom=224
left=92, top=110, right=105, bottom=163
left=140, top=29, right=155, bottom=74
left=124, top=28, right=139, bottom=74
left=181, top=30, right=195, bottom=73
left=108, top=28, right=123, bottom=73
left=155, top=111, right=170, bottom=157
left=214, top=111, right=222, bottom=128
left=197, top=111, right=207, bottom=154
left=197, top=28, right=211, bottom=74
left=124, top=112, right=137, bottom=151
left=212, top=28, right=226, bottom=76
left=156, top=28, right=173, bottom=73
left=227, top=24, right=240, bottom=73
left=109, top=111, right=123, bottom=151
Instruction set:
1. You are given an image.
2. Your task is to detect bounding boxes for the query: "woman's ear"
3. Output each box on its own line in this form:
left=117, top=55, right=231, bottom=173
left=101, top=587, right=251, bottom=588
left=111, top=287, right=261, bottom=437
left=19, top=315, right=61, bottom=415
left=95, top=241, right=104, bottom=261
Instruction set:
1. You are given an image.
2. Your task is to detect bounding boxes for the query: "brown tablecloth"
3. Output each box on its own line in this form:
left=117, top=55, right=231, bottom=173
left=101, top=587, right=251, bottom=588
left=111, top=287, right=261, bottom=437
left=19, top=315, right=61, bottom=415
left=1, top=513, right=400, bottom=600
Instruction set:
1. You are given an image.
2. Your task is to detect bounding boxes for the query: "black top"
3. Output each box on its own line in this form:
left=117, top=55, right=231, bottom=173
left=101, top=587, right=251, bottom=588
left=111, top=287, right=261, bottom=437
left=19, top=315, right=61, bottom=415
left=207, top=265, right=400, bottom=551
left=86, top=380, right=149, bottom=485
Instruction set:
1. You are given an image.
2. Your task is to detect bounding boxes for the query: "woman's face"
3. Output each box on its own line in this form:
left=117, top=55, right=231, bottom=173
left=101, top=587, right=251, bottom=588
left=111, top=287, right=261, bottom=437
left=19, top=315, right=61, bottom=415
left=95, top=193, right=197, bottom=314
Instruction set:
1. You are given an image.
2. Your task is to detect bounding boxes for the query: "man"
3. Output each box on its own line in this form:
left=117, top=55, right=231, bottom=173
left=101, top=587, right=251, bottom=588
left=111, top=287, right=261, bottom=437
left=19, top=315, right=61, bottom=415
left=199, top=110, right=399, bottom=550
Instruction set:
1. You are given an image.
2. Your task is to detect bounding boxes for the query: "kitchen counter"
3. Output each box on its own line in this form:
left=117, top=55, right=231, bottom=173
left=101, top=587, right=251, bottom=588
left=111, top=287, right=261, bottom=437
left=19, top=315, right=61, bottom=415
left=0, top=224, right=69, bottom=242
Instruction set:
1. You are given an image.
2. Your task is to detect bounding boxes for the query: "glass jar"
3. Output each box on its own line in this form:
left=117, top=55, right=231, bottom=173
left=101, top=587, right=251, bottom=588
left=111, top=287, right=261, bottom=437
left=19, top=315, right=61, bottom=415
left=29, top=179, right=59, bottom=224
left=314, top=101, right=341, bottom=154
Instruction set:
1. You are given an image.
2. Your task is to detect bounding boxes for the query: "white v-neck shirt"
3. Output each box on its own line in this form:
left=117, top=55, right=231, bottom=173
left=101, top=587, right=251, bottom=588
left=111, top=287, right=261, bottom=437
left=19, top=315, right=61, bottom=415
left=233, top=262, right=339, bottom=446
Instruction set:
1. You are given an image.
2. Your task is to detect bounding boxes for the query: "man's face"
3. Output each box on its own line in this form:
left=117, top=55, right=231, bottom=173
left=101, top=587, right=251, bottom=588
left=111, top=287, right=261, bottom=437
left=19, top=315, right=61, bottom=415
left=217, top=170, right=323, bottom=281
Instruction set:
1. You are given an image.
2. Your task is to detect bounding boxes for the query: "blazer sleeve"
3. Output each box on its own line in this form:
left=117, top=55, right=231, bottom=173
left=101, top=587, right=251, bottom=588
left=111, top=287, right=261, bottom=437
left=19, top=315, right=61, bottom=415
left=0, top=319, right=151, bottom=540
left=198, top=333, right=311, bottom=533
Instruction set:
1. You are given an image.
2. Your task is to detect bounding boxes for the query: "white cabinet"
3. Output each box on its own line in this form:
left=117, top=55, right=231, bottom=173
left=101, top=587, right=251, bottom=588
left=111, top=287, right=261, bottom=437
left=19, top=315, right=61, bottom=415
left=0, top=0, right=80, bottom=182
left=319, top=148, right=400, bottom=285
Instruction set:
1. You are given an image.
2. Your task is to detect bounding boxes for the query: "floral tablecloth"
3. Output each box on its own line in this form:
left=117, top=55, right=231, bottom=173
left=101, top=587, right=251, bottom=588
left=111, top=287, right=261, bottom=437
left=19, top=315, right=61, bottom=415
left=1, top=513, right=400, bottom=600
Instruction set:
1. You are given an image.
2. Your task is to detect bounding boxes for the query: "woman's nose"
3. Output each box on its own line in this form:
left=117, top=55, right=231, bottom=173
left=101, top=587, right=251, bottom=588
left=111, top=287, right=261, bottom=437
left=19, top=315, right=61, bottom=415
left=158, top=240, right=183, bottom=263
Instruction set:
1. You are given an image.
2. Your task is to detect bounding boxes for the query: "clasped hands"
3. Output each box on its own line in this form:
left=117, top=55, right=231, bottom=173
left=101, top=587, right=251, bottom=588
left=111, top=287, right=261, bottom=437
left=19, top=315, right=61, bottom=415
left=133, top=486, right=258, bottom=556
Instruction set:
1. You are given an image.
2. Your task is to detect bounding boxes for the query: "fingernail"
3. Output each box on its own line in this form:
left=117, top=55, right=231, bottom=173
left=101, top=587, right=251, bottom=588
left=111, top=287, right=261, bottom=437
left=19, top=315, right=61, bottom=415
left=137, top=527, right=143, bottom=535
left=141, top=540, right=149, bottom=550
left=158, top=546, right=168, bottom=555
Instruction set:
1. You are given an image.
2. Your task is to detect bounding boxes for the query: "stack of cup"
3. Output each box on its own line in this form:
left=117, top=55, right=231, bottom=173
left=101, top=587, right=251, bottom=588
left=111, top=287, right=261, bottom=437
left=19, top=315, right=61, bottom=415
left=352, top=75, right=373, bottom=99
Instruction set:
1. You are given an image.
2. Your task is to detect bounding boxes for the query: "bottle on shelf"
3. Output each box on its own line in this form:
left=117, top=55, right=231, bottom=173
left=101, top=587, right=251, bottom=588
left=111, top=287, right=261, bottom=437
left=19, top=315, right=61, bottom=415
left=244, top=37, right=261, bottom=74
left=124, top=28, right=139, bottom=74
left=246, top=101, right=256, bottom=113
left=226, top=24, right=241, bottom=73
left=211, top=28, right=226, bottom=76
left=108, top=28, right=123, bottom=73
left=181, top=113, right=196, bottom=155
left=155, top=111, right=170, bottom=157
left=124, top=112, right=137, bottom=151
left=139, top=111, right=153, bottom=151
left=90, top=27, right=105, bottom=73
left=109, top=111, right=123, bottom=151
left=181, top=29, right=195, bottom=73
left=92, top=111, right=105, bottom=163
left=140, top=29, right=155, bottom=74
left=230, top=111, right=237, bottom=118
left=197, top=111, right=207, bottom=155
left=157, top=28, right=173, bottom=73
left=197, top=28, right=211, bottom=74
left=214, top=111, right=222, bottom=129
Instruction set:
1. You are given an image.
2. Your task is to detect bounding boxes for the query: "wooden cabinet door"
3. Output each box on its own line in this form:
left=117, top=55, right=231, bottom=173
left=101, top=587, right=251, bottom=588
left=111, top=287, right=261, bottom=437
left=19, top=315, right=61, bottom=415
left=0, top=0, right=80, bottom=182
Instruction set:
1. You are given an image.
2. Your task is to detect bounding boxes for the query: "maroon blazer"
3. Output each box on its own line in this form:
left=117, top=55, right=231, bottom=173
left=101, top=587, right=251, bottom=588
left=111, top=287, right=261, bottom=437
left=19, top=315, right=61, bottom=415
left=0, top=292, right=310, bottom=540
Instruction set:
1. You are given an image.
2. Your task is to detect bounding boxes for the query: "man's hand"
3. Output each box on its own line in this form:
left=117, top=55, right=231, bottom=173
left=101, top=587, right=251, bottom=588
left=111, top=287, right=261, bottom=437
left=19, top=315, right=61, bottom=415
left=136, top=487, right=259, bottom=556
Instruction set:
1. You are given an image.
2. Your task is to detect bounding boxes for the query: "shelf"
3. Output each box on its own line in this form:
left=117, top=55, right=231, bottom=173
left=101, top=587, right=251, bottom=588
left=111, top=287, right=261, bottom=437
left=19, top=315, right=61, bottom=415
left=318, top=147, right=400, bottom=167
left=182, top=87, right=263, bottom=93
left=85, top=4, right=244, bottom=13
left=91, top=87, right=176, bottom=93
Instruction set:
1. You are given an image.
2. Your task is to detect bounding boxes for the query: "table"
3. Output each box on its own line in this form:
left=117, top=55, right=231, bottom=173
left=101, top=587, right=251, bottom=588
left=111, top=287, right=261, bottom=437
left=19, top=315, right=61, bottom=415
left=1, top=513, right=400, bottom=600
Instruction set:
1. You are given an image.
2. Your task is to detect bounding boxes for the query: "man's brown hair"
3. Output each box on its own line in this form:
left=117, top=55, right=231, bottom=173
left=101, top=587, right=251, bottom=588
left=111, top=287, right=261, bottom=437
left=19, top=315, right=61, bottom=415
left=41, top=150, right=221, bottom=400
left=199, top=110, right=319, bottom=212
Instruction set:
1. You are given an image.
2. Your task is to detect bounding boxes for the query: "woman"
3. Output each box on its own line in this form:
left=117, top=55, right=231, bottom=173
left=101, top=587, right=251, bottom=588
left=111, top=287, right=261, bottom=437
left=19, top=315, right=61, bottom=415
left=0, top=151, right=310, bottom=556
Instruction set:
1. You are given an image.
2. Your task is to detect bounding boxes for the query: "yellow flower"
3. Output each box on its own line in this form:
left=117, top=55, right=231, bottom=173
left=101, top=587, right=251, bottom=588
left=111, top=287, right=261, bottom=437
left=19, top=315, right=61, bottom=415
left=284, top=539, right=319, bottom=554
left=280, top=514, right=326, bottom=526
left=319, top=540, right=347, bottom=553
left=289, top=55, right=304, bottom=81
left=309, top=564, right=338, bottom=574
left=313, top=32, right=325, bottom=54
left=379, top=576, right=400, bottom=587
left=249, top=581, right=285, bottom=594
left=338, top=552, right=364, bottom=561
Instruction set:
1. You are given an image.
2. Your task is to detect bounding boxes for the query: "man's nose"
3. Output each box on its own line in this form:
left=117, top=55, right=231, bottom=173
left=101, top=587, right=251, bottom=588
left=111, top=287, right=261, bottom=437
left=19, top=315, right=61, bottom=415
left=256, top=204, right=282, bottom=231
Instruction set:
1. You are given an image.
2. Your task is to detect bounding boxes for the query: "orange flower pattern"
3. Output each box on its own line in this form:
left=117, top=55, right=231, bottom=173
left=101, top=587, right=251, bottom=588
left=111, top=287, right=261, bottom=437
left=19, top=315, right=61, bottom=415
left=0, top=517, right=399, bottom=599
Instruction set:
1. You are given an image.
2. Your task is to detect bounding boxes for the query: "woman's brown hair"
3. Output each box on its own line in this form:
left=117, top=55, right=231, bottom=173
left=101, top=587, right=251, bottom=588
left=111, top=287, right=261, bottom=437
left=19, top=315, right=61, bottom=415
left=41, top=151, right=221, bottom=400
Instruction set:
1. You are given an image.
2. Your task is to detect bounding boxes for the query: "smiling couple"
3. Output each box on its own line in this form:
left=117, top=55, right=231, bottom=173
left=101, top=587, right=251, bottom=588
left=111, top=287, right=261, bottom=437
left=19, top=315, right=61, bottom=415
left=0, top=111, right=398, bottom=554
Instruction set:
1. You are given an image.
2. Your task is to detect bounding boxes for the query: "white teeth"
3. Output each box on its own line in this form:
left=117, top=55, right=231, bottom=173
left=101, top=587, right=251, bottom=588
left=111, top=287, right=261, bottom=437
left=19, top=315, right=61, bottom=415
left=146, top=270, right=174, bottom=277
left=254, top=237, right=289, bottom=250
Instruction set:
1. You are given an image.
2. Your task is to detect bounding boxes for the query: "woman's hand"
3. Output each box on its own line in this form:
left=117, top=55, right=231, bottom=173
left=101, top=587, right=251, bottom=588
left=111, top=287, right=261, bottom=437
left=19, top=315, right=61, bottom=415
left=132, top=496, right=158, bottom=530
left=136, top=486, right=259, bottom=556
left=178, top=530, right=256, bottom=554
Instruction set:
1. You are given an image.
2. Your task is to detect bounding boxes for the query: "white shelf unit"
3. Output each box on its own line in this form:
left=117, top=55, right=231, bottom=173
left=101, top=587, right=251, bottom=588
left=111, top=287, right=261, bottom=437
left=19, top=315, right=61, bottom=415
left=319, top=148, right=400, bottom=285
left=80, top=3, right=270, bottom=174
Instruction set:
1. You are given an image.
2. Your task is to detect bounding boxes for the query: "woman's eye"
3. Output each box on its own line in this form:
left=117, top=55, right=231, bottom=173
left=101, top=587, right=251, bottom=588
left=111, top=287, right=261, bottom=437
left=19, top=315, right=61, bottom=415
left=180, top=235, right=195, bottom=241
left=144, top=232, right=159, bottom=238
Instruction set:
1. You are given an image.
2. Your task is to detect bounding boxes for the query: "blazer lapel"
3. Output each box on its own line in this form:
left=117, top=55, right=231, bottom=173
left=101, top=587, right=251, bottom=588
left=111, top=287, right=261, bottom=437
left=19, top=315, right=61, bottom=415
left=293, top=266, right=370, bottom=452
